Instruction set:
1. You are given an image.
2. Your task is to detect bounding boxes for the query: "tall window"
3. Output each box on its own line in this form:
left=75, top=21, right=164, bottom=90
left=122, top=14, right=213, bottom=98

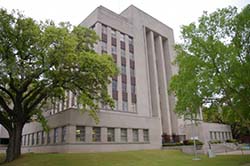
left=120, top=128, right=127, bottom=142
left=92, top=127, right=101, bottom=142
left=133, top=129, right=139, bottom=142
left=122, top=101, right=128, bottom=112
left=130, top=68, right=135, bottom=77
left=102, top=25, right=107, bottom=34
left=122, top=83, right=127, bottom=92
left=131, top=103, right=136, bottom=112
left=114, top=100, right=118, bottom=110
left=121, top=49, right=125, bottom=57
left=31, top=133, right=35, bottom=145
left=62, top=126, right=66, bottom=143
left=107, top=128, right=115, bottom=142
left=210, top=131, right=213, bottom=140
left=76, top=126, right=85, bottom=142
left=121, top=65, right=126, bottom=75
left=27, top=134, right=30, bottom=146
left=41, top=131, right=45, bottom=144
left=214, top=132, right=217, bottom=140
left=128, top=36, right=133, bottom=45
left=120, top=33, right=125, bottom=42
left=47, top=132, right=50, bottom=144
left=36, top=132, right=40, bottom=145
left=111, top=29, right=116, bottom=38
left=101, top=41, right=107, bottom=52
left=143, top=129, right=149, bottom=142
left=54, top=128, right=58, bottom=143
left=129, top=52, right=134, bottom=60
left=112, top=79, right=117, bottom=90
left=23, top=135, right=26, bottom=146
left=111, top=46, right=117, bottom=55
left=131, top=84, right=136, bottom=94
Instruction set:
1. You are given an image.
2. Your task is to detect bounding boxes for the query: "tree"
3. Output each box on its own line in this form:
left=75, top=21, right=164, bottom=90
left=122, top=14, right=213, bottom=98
left=0, top=9, right=117, bottom=162
left=170, top=5, right=250, bottom=131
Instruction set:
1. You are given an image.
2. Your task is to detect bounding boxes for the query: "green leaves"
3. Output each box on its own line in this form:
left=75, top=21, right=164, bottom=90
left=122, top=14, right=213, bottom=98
left=170, top=5, right=250, bottom=130
left=0, top=8, right=118, bottom=129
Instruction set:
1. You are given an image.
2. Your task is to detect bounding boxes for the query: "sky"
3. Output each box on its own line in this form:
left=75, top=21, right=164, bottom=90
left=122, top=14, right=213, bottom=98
left=0, top=0, right=249, bottom=42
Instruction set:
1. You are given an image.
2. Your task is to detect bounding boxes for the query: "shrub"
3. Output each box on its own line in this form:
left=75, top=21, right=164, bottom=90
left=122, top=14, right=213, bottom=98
left=209, top=140, right=222, bottom=144
left=162, top=142, right=184, bottom=146
left=226, top=139, right=238, bottom=143
left=183, top=139, right=203, bottom=145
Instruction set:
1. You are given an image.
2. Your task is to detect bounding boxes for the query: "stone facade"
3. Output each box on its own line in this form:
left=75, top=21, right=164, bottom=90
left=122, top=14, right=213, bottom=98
left=0, top=5, right=232, bottom=153
left=184, top=122, right=232, bottom=144
left=20, top=5, right=182, bottom=153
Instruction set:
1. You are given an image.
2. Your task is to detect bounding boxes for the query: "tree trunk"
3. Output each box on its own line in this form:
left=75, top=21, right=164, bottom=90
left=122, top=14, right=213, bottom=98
left=5, top=122, right=24, bottom=162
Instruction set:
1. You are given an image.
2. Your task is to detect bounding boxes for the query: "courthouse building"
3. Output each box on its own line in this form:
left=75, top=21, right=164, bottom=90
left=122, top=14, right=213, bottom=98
left=0, top=5, right=232, bottom=153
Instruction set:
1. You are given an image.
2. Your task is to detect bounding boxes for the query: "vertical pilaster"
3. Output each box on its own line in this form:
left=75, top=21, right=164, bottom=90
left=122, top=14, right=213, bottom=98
left=146, top=30, right=160, bottom=117
left=138, top=129, right=144, bottom=142
left=115, top=128, right=120, bottom=142
left=107, top=27, right=112, bottom=101
left=67, top=125, right=76, bottom=143
left=127, top=128, right=133, bottom=142
left=155, top=35, right=172, bottom=136
left=163, top=39, right=178, bottom=135
left=125, top=35, right=132, bottom=112
left=59, top=101, right=62, bottom=112
left=68, top=91, right=72, bottom=108
left=101, top=127, right=107, bottom=142
left=85, top=126, right=92, bottom=143
left=95, top=22, right=102, bottom=53
left=117, top=32, right=122, bottom=111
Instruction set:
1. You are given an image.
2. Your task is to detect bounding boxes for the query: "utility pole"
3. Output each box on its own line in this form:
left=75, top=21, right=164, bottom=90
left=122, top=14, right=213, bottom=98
left=191, top=112, right=201, bottom=161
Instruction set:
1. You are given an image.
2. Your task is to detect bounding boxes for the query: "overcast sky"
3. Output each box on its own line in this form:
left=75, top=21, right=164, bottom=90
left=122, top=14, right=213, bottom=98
left=0, top=0, right=249, bottom=42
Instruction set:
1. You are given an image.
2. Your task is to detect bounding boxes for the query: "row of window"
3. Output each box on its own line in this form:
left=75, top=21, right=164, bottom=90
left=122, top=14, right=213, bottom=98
left=100, top=24, right=137, bottom=112
left=22, top=126, right=67, bottom=146
left=102, top=25, right=133, bottom=45
left=22, top=126, right=149, bottom=146
left=209, top=131, right=232, bottom=141
left=76, top=126, right=149, bottom=143
left=102, top=42, right=134, bottom=60
left=112, top=80, right=136, bottom=94
left=49, top=92, right=78, bottom=115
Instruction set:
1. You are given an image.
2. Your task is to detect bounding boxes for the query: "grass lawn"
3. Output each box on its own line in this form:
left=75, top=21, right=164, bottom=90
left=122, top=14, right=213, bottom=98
left=0, top=150, right=250, bottom=166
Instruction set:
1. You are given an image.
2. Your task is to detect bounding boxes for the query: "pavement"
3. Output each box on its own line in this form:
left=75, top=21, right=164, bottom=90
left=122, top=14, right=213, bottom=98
left=217, top=150, right=250, bottom=155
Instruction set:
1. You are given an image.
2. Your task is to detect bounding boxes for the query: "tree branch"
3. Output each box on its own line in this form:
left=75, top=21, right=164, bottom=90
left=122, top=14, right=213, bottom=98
left=23, top=86, right=45, bottom=107
left=19, top=69, right=45, bottom=94
left=26, top=91, right=48, bottom=119
left=0, top=86, right=15, bottom=102
left=0, top=95, right=12, bottom=113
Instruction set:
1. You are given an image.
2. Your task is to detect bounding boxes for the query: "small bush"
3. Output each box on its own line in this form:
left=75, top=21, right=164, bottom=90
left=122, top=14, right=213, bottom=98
left=226, top=139, right=238, bottom=143
left=209, top=140, right=222, bottom=144
left=183, top=139, right=203, bottom=145
left=162, top=142, right=184, bottom=146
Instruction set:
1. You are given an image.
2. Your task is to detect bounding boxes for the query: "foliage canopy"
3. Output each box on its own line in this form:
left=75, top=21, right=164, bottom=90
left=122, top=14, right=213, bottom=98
left=170, top=5, right=250, bottom=130
left=0, top=8, right=117, bottom=162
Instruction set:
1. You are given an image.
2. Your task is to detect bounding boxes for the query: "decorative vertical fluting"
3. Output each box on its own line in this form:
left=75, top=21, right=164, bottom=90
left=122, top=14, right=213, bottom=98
left=146, top=30, right=160, bottom=117
left=162, top=39, right=178, bottom=135
left=95, top=22, right=102, bottom=53
left=155, top=35, right=173, bottom=136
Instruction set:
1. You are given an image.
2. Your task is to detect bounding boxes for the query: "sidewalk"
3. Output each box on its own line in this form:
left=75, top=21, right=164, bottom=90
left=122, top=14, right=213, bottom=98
left=217, top=150, right=250, bottom=155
